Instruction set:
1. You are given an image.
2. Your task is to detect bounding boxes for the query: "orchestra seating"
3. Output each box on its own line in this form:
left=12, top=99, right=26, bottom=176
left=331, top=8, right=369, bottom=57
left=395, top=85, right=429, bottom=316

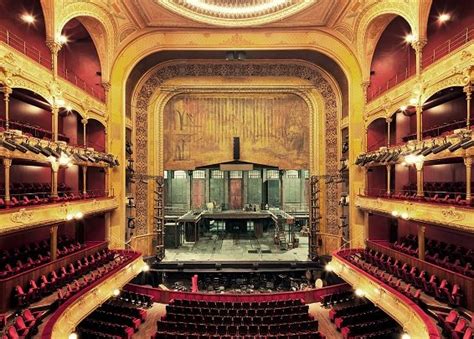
left=76, top=291, right=149, bottom=339
left=391, top=234, right=474, bottom=277
left=328, top=296, right=402, bottom=338
left=0, top=236, right=84, bottom=279
left=155, top=299, right=325, bottom=338
left=346, top=248, right=464, bottom=307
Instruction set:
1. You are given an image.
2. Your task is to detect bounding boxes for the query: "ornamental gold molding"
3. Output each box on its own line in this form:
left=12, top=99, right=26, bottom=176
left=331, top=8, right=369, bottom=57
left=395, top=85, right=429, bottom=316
left=0, top=197, right=118, bottom=235
left=355, top=195, right=474, bottom=233
left=365, top=43, right=474, bottom=122
left=330, top=254, right=438, bottom=339
left=48, top=256, right=146, bottom=339
left=0, top=44, right=107, bottom=125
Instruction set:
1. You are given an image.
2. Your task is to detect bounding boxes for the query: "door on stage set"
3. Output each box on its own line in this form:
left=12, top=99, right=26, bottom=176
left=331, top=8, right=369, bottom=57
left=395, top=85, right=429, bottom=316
left=229, top=179, right=243, bottom=210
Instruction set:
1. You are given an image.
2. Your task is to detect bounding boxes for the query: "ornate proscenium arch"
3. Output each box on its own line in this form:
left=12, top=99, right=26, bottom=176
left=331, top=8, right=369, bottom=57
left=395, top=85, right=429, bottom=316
left=132, top=60, right=341, bottom=259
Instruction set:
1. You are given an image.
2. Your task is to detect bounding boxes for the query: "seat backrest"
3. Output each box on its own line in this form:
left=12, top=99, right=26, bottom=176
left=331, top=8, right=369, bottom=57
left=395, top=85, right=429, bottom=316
left=15, top=316, right=26, bottom=330
left=8, top=326, right=19, bottom=339
left=454, top=318, right=467, bottom=332
left=446, top=310, right=459, bottom=322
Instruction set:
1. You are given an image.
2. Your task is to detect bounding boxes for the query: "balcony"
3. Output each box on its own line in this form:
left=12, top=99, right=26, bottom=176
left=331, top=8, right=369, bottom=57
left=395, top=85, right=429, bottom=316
left=329, top=249, right=441, bottom=339
left=355, top=194, right=474, bottom=233
left=0, top=195, right=118, bottom=235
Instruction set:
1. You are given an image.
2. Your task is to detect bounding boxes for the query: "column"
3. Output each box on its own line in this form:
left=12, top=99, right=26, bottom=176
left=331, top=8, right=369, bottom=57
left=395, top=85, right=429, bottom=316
left=412, top=39, right=427, bottom=78
left=50, top=224, right=58, bottom=261
left=101, top=81, right=111, bottom=103
left=82, top=118, right=88, bottom=148
left=361, top=80, right=371, bottom=104
left=386, top=164, right=392, bottom=196
left=46, top=40, right=62, bottom=76
left=51, top=162, right=59, bottom=200
left=416, top=104, right=423, bottom=141
left=464, top=84, right=472, bottom=129
left=188, top=171, right=192, bottom=210
left=2, top=86, right=12, bottom=130
left=465, top=157, right=472, bottom=203
left=417, top=225, right=426, bottom=261
left=386, top=117, right=392, bottom=147
left=82, top=166, right=88, bottom=195
left=280, top=171, right=284, bottom=209
left=205, top=169, right=210, bottom=204
left=3, top=158, right=12, bottom=207
left=51, top=105, right=59, bottom=142
left=416, top=164, right=424, bottom=198
left=223, top=171, right=229, bottom=210
left=300, top=170, right=306, bottom=210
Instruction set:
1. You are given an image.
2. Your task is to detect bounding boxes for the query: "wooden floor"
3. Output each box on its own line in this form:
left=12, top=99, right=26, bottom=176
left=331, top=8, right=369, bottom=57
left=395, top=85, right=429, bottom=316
left=134, top=303, right=166, bottom=338
left=309, top=302, right=343, bottom=339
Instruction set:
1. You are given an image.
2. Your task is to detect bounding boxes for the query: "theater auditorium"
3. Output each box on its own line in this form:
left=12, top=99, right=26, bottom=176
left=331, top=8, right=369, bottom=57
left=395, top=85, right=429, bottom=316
left=0, top=0, right=473, bottom=338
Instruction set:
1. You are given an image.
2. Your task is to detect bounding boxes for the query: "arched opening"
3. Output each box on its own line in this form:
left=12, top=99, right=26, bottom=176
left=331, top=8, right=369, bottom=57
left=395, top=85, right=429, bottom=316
left=59, top=109, right=84, bottom=147
left=58, top=19, right=104, bottom=100
left=421, top=87, right=470, bottom=139
left=0, top=0, right=50, bottom=68
left=86, top=118, right=106, bottom=152
left=368, top=16, right=415, bottom=100
left=366, top=118, right=388, bottom=152
left=0, top=88, right=52, bottom=139
left=423, top=0, right=474, bottom=68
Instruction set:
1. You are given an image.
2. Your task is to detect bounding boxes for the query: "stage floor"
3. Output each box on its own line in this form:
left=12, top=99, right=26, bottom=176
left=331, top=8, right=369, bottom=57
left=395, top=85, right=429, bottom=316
left=163, top=232, right=310, bottom=262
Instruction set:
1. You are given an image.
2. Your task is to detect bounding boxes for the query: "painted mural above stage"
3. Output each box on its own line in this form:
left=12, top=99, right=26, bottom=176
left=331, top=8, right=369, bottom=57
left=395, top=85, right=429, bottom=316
left=163, top=93, right=310, bottom=170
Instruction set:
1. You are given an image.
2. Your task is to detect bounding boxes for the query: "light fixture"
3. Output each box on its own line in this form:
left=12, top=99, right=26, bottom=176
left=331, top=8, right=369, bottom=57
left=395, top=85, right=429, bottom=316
left=21, top=13, right=35, bottom=24
left=354, top=288, right=365, bottom=297
left=400, top=105, right=407, bottom=112
left=68, top=333, right=78, bottom=339
left=66, top=214, right=73, bottom=221
left=74, top=212, right=84, bottom=220
left=65, top=105, right=72, bottom=112
left=55, top=98, right=65, bottom=107
left=58, top=152, right=72, bottom=166
left=401, top=212, right=409, bottom=220
left=324, top=263, right=333, bottom=272
left=391, top=211, right=399, bottom=217
left=438, top=13, right=451, bottom=23
left=404, top=154, right=424, bottom=166
left=401, top=333, right=411, bottom=339
left=405, top=34, right=415, bottom=43
left=58, top=35, right=68, bottom=44
left=142, top=264, right=150, bottom=272
left=409, top=97, right=418, bottom=105
left=184, top=0, right=286, bottom=16
left=113, top=289, right=120, bottom=296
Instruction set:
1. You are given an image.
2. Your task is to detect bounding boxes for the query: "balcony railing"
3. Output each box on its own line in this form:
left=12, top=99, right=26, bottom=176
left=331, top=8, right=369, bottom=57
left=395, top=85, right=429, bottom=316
left=368, top=25, right=474, bottom=102
left=0, top=26, right=104, bottom=102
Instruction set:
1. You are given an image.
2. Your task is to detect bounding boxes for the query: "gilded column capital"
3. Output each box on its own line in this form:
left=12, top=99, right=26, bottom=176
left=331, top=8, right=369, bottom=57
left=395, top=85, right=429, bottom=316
left=464, top=84, right=472, bottom=96
left=411, top=39, right=427, bottom=53
left=1, top=85, right=12, bottom=96
left=101, top=81, right=111, bottom=92
left=46, top=39, right=62, bottom=55
left=81, top=118, right=89, bottom=125
left=464, top=157, right=473, bottom=167
left=418, top=224, right=426, bottom=233
left=385, top=117, right=392, bottom=124
left=51, top=161, right=59, bottom=172
left=3, top=158, right=12, bottom=167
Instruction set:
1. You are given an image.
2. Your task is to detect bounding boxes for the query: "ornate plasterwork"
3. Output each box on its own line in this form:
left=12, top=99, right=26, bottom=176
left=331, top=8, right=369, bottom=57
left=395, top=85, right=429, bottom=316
left=132, top=61, right=341, bottom=241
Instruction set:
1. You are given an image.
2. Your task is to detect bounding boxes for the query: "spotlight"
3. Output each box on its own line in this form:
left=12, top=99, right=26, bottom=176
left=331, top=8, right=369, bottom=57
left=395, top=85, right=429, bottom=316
left=401, top=333, right=411, bottom=339
left=1, top=139, right=17, bottom=151
left=391, top=211, right=399, bottom=217
left=449, top=138, right=470, bottom=152
left=438, top=13, right=450, bottom=23
left=74, top=212, right=84, bottom=220
left=401, top=212, right=409, bottom=220
left=66, top=214, right=73, bottom=221
left=22, top=142, right=40, bottom=154
left=432, top=142, right=452, bottom=154
left=355, top=289, right=365, bottom=297
left=325, top=263, right=333, bottom=272
left=142, top=264, right=150, bottom=272
left=405, top=34, right=415, bottom=43
left=21, top=13, right=35, bottom=24
left=461, top=139, right=474, bottom=149
left=68, top=333, right=78, bottom=339
left=113, top=289, right=120, bottom=296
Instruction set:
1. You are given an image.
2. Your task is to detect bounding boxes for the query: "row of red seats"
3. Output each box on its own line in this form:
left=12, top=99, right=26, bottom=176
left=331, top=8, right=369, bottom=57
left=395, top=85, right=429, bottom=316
left=170, top=299, right=304, bottom=309
left=387, top=191, right=472, bottom=207
left=436, top=310, right=473, bottom=339
left=1, top=309, right=42, bottom=339
left=0, top=238, right=84, bottom=279
left=349, top=255, right=422, bottom=304
left=0, top=191, right=100, bottom=209
left=164, top=312, right=309, bottom=326
left=360, top=249, right=464, bottom=306
left=57, top=252, right=127, bottom=305
left=0, top=119, right=69, bottom=142
left=78, top=318, right=134, bottom=339
left=392, top=235, right=474, bottom=277
left=320, top=290, right=354, bottom=307
left=14, top=249, right=115, bottom=307
left=116, top=290, right=153, bottom=308
left=165, top=304, right=308, bottom=318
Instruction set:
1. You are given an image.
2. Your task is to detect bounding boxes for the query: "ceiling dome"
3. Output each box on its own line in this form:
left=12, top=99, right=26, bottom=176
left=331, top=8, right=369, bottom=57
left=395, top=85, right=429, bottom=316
left=158, top=0, right=315, bottom=27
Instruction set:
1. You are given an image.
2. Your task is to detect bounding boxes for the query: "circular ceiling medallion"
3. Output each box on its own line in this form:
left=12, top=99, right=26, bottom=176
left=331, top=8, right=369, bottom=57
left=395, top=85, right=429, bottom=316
left=158, top=0, right=315, bottom=27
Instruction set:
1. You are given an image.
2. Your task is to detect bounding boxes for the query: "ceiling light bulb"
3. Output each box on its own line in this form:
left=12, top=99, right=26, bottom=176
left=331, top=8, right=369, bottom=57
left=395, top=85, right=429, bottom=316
left=142, top=264, right=150, bottom=272
left=65, top=105, right=72, bottom=112
left=401, top=333, right=411, bottom=339
left=405, top=34, right=415, bottom=43
left=56, top=98, right=65, bottom=106
left=68, top=333, right=78, bottom=339
left=21, top=13, right=35, bottom=24
left=401, top=212, right=409, bottom=220
left=58, top=35, right=68, bottom=44
left=66, top=214, right=73, bottom=221
left=355, top=288, right=365, bottom=297
left=400, top=105, right=407, bottom=111
left=438, top=13, right=450, bottom=23
left=325, top=263, right=333, bottom=272
left=75, top=212, right=84, bottom=220
left=113, top=289, right=120, bottom=296
left=409, top=98, right=418, bottom=105
left=391, top=211, right=399, bottom=217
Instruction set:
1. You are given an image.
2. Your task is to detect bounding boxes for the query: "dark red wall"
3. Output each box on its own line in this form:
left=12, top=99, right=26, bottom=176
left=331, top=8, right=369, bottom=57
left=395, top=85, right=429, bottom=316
left=367, top=118, right=387, bottom=151
left=368, top=214, right=392, bottom=241
left=370, top=16, right=415, bottom=93
left=0, top=91, right=51, bottom=131
left=422, top=95, right=467, bottom=131
left=58, top=19, right=104, bottom=98
left=367, top=166, right=386, bottom=194
left=86, top=167, right=105, bottom=193
left=424, top=0, right=474, bottom=66
left=87, top=119, right=105, bottom=151
left=83, top=215, right=105, bottom=242
left=59, top=111, right=82, bottom=146
left=0, top=0, right=50, bottom=66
